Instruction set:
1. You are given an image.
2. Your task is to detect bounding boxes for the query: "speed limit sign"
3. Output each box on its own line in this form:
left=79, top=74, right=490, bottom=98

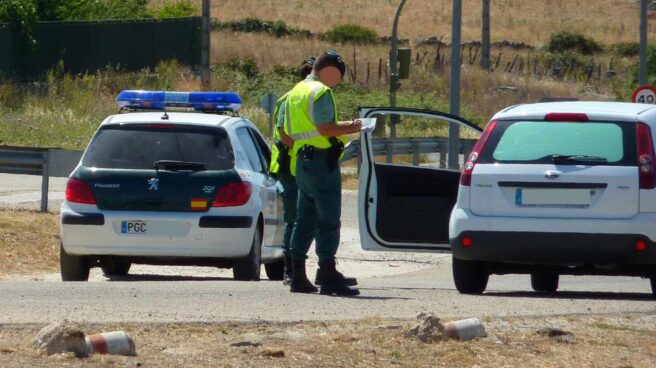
left=631, top=85, right=656, bottom=104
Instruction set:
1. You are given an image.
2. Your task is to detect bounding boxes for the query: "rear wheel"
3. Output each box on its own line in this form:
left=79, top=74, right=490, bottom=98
left=531, top=272, right=560, bottom=293
left=531, top=273, right=559, bottom=292
left=650, top=276, right=656, bottom=298
left=60, top=243, right=90, bottom=281
left=452, top=257, right=489, bottom=294
left=264, top=259, right=285, bottom=281
left=233, top=225, right=262, bottom=281
left=101, top=258, right=131, bottom=276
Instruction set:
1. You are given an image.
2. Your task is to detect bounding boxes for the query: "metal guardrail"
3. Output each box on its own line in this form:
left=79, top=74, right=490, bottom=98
left=0, top=147, right=50, bottom=212
left=1, top=137, right=472, bottom=212
left=342, top=137, right=477, bottom=168
left=0, top=146, right=83, bottom=212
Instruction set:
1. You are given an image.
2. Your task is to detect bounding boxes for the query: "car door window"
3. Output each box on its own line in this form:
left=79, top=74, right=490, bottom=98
left=236, top=127, right=263, bottom=172
left=247, top=127, right=271, bottom=173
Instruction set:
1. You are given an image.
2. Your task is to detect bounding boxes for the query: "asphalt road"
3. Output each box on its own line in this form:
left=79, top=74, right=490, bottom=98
left=0, top=173, right=654, bottom=324
left=0, top=266, right=654, bottom=324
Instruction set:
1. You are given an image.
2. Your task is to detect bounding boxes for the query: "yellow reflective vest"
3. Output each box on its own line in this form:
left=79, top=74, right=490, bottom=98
left=269, top=93, right=290, bottom=174
left=284, top=79, right=348, bottom=176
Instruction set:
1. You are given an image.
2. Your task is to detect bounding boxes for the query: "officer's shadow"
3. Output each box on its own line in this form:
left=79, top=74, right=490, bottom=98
left=321, top=292, right=411, bottom=301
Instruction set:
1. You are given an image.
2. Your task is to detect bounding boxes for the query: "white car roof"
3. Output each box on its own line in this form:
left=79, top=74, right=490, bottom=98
left=493, top=102, right=656, bottom=122
left=100, top=112, right=243, bottom=128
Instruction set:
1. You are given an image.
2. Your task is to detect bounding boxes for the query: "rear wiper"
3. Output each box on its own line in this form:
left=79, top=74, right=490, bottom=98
left=153, top=160, right=206, bottom=171
left=550, top=154, right=608, bottom=164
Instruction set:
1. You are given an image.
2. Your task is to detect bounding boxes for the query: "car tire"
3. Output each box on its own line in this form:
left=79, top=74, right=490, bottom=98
left=101, top=259, right=131, bottom=276
left=60, top=243, right=90, bottom=282
left=531, top=273, right=559, bottom=292
left=233, top=225, right=262, bottom=281
left=650, top=276, right=656, bottom=298
left=452, top=257, right=489, bottom=294
left=264, top=259, right=285, bottom=281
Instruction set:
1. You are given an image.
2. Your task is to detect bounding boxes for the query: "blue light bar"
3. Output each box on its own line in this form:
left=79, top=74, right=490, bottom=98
left=116, top=90, right=242, bottom=113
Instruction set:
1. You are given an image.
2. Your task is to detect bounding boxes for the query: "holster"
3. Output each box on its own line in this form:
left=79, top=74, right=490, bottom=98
left=327, top=137, right=344, bottom=171
left=276, top=142, right=291, bottom=174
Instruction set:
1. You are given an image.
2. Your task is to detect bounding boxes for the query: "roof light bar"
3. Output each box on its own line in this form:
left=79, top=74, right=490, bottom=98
left=116, top=90, right=242, bottom=113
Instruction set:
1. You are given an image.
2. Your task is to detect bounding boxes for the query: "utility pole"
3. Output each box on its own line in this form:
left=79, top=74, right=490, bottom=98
left=201, top=0, right=211, bottom=90
left=481, top=0, right=490, bottom=70
left=639, top=0, right=648, bottom=86
left=389, top=0, right=407, bottom=138
left=448, top=0, right=462, bottom=169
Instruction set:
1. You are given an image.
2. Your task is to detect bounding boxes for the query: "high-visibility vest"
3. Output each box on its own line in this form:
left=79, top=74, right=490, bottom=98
left=269, top=93, right=290, bottom=174
left=284, top=79, right=348, bottom=176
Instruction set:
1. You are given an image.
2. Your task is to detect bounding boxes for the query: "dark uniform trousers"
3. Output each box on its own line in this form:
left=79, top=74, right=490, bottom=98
left=289, top=148, right=341, bottom=262
left=277, top=167, right=298, bottom=254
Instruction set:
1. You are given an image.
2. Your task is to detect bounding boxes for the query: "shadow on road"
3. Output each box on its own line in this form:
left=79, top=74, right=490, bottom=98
left=484, top=290, right=655, bottom=301
left=105, top=274, right=236, bottom=282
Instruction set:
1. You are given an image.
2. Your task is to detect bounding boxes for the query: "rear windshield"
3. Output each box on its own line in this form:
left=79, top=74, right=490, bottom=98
left=480, top=121, right=637, bottom=166
left=82, top=125, right=234, bottom=170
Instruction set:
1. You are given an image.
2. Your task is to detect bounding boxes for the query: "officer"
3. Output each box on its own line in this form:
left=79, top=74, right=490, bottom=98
left=285, top=51, right=362, bottom=296
left=269, top=57, right=316, bottom=285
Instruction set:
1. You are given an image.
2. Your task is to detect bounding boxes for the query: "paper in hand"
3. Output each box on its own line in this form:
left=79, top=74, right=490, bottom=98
left=359, top=118, right=377, bottom=133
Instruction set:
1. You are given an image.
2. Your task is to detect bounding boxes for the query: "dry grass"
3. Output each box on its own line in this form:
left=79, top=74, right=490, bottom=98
left=1, top=315, right=655, bottom=367
left=0, top=210, right=60, bottom=276
left=205, top=0, right=653, bottom=45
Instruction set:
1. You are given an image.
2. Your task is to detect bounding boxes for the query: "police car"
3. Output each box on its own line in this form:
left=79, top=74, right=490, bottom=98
left=60, top=91, right=284, bottom=281
left=358, top=103, right=656, bottom=297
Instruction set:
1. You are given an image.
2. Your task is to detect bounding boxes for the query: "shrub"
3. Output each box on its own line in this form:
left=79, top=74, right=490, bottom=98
left=545, top=31, right=602, bottom=55
left=612, top=42, right=640, bottom=57
left=323, top=24, right=377, bottom=44
left=214, top=17, right=311, bottom=38
left=225, top=57, right=260, bottom=79
left=54, top=0, right=151, bottom=21
left=151, top=0, right=198, bottom=18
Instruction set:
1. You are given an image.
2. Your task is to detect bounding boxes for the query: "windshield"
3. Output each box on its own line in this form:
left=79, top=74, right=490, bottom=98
left=82, top=125, right=234, bottom=170
left=480, top=121, right=637, bottom=166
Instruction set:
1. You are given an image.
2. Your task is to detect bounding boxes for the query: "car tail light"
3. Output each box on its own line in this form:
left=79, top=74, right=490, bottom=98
left=460, top=120, right=498, bottom=186
left=544, top=113, right=589, bottom=122
left=636, top=122, right=656, bottom=189
left=211, top=182, right=252, bottom=207
left=65, top=178, right=96, bottom=204
left=461, top=236, right=473, bottom=248
left=635, top=240, right=648, bottom=252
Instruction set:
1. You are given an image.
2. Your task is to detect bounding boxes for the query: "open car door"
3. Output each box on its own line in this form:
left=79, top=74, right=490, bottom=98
left=358, top=107, right=482, bottom=252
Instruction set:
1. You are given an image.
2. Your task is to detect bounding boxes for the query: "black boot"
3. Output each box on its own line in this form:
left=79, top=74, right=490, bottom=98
left=282, top=253, right=293, bottom=286
left=290, top=260, right=318, bottom=293
left=314, top=268, right=358, bottom=286
left=318, top=259, right=360, bottom=296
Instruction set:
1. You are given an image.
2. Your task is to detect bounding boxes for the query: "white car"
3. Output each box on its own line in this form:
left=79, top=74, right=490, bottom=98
left=358, top=103, right=656, bottom=297
left=60, top=91, right=284, bottom=281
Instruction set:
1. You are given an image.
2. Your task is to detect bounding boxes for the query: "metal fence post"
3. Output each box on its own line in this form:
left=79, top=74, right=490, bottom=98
left=448, top=0, right=463, bottom=169
left=41, top=151, right=49, bottom=213
left=386, top=140, right=394, bottom=163
left=412, top=140, right=420, bottom=166
left=201, top=0, right=211, bottom=89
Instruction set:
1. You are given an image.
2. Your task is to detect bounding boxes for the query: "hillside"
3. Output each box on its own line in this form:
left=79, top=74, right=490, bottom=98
left=207, top=0, right=650, bottom=46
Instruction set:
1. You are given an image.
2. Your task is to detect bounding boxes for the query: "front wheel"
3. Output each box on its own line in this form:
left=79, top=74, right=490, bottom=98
left=233, top=225, right=262, bottom=281
left=531, top=273, right=559, bottom=292
left=60, top=243, right=90, bottom=281
left=452, top=257, right=489, bottom=294
left=101, top=258, right=131, bottom=276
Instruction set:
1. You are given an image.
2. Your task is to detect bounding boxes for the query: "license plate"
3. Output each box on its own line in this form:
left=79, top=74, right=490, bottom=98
left=121, top=221, right=148, bottom=234
left=516, top=189, right=590, bottom=207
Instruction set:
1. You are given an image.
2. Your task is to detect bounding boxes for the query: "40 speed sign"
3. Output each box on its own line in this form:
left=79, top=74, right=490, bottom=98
left=631, top=85, right=656, bottom=104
